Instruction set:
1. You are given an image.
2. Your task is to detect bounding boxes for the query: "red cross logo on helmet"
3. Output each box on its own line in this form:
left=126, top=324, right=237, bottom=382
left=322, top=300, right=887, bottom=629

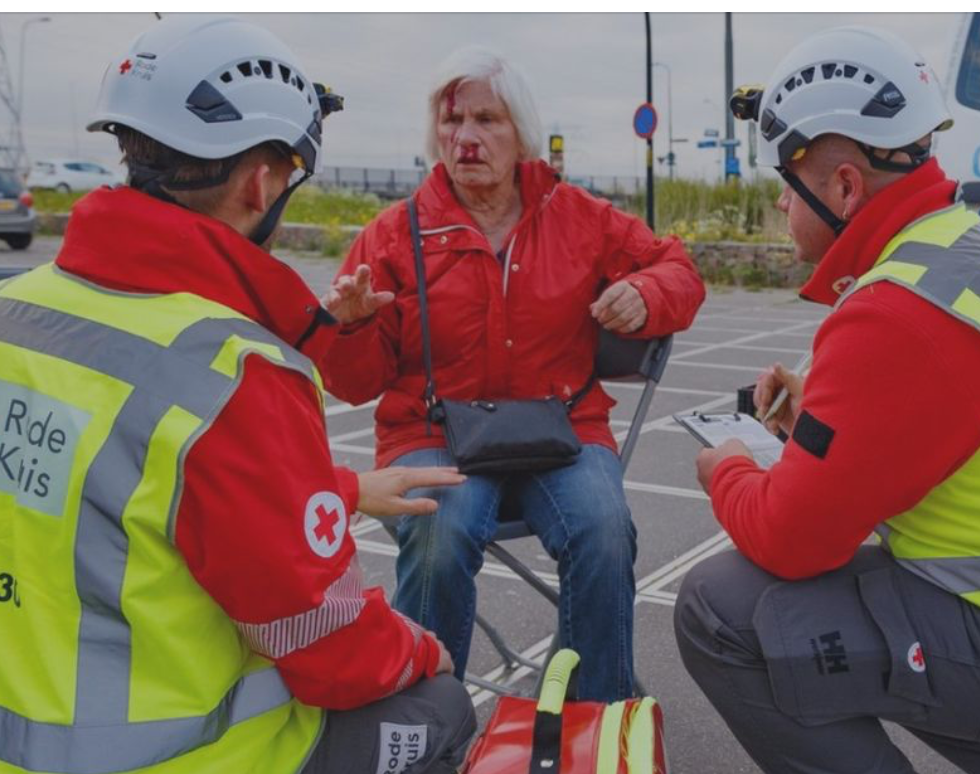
left=119, top=59, right=133, bottom=75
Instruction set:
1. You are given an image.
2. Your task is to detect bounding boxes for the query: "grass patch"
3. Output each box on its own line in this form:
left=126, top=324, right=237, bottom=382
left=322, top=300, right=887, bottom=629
left=623, top=178, right=789, bottom=243
left=283, top=186, right=384, bottom=227
left=31, top=189, right=88, bottom=213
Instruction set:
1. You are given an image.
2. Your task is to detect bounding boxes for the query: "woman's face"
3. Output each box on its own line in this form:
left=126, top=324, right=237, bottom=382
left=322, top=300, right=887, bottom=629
left=436, top=79, right=521, bottom=192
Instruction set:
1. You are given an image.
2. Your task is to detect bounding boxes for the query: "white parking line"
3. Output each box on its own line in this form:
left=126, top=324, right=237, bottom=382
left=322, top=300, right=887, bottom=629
left=325, top=399, right=378, bottom=416
left=668, top=361, right=771, bottom=373
left=623, top=481, right=709, bottom=500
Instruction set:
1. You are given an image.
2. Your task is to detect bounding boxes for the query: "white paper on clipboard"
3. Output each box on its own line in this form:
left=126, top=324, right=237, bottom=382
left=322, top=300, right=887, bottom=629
left=673, top=411, right=785, bottom=469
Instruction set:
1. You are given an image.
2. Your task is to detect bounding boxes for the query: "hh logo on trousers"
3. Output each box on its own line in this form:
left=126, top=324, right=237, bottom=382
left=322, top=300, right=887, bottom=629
left=810, top=630, right=850, bottom=675
left=376, top=723, right=428, bottom=774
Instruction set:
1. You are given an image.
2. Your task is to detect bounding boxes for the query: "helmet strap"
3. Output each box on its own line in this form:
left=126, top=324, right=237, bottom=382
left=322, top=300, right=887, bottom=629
left=127, top=152, right=246, bottom=205
left=248, top=170, right=311, bottom=247
left=854, top=140, right=930, bottom=174
left=777, top=167, right=848, bottom=238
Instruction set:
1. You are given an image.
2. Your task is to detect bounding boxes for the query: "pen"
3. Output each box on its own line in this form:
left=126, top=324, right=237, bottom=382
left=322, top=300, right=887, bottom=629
left=761, top=351, right=811, bottom=424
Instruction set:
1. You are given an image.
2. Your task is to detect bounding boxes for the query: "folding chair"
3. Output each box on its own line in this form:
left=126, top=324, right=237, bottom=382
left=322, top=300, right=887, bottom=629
left=464, top=330, right=674, bottom=696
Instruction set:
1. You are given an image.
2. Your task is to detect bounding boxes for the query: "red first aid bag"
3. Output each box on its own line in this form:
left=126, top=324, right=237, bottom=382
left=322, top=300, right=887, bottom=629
left=462, top=650, right=668, bottom=774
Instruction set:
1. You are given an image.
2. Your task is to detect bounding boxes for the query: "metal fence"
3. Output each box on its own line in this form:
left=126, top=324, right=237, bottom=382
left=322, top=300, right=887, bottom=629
left=312, top=166, right=644, bottom=202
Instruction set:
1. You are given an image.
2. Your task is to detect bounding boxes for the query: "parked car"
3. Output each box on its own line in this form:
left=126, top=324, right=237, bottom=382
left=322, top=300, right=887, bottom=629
left=0, top=169, right=36, bottom=251
left=26, top=159, right=123, bottom=192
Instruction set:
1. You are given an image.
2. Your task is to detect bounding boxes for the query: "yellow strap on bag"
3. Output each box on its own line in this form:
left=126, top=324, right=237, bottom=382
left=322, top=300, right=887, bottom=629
left=596, top=700, right=628, bottom=774
left=626, top=697, right=657, bottom=774
left=536, top=649, right=581, bottom=715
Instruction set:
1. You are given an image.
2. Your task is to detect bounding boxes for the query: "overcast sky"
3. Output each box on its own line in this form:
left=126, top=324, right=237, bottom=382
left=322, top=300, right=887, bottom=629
left=0, top=12, right=968, bottom=181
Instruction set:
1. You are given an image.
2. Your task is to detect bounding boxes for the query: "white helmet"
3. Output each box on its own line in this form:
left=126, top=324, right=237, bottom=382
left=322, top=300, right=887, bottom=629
left=88, top=15, right=343, bottom=174
left=731, top=25, right=952, bottom=169
left=730, top=26, right=951, bottom=237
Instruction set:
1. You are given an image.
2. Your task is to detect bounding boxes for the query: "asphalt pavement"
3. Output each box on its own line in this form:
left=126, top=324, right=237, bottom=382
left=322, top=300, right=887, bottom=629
left=1, top=236, right=961, bottom=774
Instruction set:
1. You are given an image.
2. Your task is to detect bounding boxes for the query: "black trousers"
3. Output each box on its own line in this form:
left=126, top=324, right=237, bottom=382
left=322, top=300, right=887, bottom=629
left=674, top=546, right=980, bottom=773
left=300, top=674, right=476, bottom=774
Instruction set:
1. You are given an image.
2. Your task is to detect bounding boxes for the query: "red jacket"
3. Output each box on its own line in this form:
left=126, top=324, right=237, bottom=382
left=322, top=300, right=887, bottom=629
left=709, top=159, right=980, bottom=579
left=324, top=161, right=705, bottom=466
left=55, top=187, right=441, bottom=710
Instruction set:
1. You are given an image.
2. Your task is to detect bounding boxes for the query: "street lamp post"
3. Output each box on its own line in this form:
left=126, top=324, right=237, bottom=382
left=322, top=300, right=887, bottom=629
left=652, top=61, right=675, bottom=181
left=17, top=15, right=51, bottom=173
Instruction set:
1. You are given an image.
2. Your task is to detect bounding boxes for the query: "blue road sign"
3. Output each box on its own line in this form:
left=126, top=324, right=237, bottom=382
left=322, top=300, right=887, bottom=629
left=697, top=140, right=718, bottom=149
left=720, top=138, right=742, bottom=148
left=726, top=157, right=742, bottom=177
left=634, top=103, right=658, bottom=139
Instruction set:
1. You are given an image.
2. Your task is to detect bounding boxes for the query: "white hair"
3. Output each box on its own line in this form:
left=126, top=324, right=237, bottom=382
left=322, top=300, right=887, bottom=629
left=425, top=46, right=544, bottom=165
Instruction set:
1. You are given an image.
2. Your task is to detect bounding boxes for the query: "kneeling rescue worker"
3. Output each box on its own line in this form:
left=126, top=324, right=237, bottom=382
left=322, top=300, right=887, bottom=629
left=675, top=26, right=980, bottom=774
left=0, top=15, right=475, bottom=774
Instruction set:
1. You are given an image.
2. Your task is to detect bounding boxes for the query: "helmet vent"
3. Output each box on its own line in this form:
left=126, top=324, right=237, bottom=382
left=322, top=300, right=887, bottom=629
left=258, top=60, right=274, bottom=78
left=237, top=62, right=253, bottom=78
left=864, top=74, right=875, bottom=85
left=186, top=80, right=243, bottom=124
left=279, top=64, right=292, bottom=83
left=821, top=63, right=836, bottom=80
left=220, top=71, right=233, bottom=84
left=844, top=65, right=858, bottom=79
left=801, top=67, right=815, bottom=84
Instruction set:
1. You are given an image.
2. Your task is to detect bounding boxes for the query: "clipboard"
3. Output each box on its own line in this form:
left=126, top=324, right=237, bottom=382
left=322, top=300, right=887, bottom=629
left=673, top=411, right=784, bottom=469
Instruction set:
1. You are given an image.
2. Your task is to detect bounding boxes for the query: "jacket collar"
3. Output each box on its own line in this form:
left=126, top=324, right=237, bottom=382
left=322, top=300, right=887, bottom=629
left=55, top=186, right=326, bottom=350
left=414, top=159, right=560, bottom=239
left=800, top=158, right=958, bottom=306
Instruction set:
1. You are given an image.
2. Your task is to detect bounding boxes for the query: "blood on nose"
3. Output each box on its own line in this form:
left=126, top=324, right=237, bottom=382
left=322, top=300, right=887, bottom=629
left=460, top=145, right=480, bottom=162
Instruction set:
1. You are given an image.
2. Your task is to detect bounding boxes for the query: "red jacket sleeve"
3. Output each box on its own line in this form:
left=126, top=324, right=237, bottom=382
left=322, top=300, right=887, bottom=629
left=320, top=217, right=402, bottom=405
left=597, top=205, right=706, bottom=337
left=709, top=284, right=980, bottom=579
left=175, top=354, right=440, bottom=709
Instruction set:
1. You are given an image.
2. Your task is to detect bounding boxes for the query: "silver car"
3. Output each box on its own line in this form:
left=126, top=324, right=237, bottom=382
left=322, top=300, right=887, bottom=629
left=0, top=169, right=36, bottom=251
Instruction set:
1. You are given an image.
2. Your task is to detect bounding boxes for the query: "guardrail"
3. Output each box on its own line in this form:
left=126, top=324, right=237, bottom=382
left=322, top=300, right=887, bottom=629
left=313, top=166, right=644, bottom=202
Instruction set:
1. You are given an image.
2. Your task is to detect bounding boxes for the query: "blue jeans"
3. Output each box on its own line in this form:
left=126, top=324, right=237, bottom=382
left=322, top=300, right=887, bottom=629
left=391, top=444, right=637, bottom=702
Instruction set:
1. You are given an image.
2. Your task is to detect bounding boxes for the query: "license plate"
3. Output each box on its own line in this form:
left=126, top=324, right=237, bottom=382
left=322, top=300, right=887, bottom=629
left=0, top=200, right=16, bottom=211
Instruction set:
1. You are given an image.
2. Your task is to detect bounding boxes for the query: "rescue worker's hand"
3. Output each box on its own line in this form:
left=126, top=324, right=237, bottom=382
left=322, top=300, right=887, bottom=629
left=322, top=264, right=394, bottom=325
left=696, top=439, right=753, bottom=494
left=590, top=280, right=648, bottom=333
left=357, top=466, right=466, bottom=518
left=754, top=362, right=805, bottom=436
left=430, top=633, right=454, bottom=675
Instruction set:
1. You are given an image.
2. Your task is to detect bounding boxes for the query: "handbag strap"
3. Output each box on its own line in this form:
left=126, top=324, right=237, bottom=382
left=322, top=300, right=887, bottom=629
left=407, top=197, right=439, bottom=432
left=408, top=195, right=597, bottom=420
left=529, top=650, right=580, bottom=774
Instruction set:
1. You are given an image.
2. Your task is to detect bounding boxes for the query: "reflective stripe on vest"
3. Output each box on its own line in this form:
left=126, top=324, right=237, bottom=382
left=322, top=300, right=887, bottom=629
left=0, top=266, right=323, bottom=773
left=840, top=204, right=980, bottom=607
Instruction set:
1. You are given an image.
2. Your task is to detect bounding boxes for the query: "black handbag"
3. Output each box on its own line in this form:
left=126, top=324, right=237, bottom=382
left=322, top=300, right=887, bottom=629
left=407, top=197, right=592, bottom=475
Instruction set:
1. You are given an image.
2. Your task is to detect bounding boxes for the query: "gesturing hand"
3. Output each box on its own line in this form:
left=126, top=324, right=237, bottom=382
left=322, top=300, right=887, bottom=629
left=322, top=264, right=394, bottom=325
left=590, top=280, right=648, bottom=333
left=356, top=466, right=466, bottom=518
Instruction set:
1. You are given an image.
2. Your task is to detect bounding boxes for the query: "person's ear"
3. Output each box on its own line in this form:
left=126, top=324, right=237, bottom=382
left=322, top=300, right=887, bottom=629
left=241, top=162, right=276, bottom=215
left=835, top=162, right=866, bottom=221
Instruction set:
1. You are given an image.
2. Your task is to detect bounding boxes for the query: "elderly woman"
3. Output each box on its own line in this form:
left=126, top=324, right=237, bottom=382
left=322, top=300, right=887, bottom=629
left=323, top=47, right=704, bottom=701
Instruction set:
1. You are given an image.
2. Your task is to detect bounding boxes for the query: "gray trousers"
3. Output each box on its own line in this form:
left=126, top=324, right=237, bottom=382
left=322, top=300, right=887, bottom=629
left=674, top=546, right=980, bottom=773
left=300, top=674, right=476, bottom=774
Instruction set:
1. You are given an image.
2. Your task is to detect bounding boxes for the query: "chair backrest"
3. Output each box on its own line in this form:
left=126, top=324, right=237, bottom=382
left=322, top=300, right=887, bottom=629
left=595, top=330, right=673, bottom=470
left=595, top=328, right=673, bottom=384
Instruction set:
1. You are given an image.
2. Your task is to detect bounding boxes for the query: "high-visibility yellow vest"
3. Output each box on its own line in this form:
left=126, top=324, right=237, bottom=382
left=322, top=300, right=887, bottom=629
left=0, top=264, right=323, bottom=773
left=840, top=202, right=980, bottom=607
